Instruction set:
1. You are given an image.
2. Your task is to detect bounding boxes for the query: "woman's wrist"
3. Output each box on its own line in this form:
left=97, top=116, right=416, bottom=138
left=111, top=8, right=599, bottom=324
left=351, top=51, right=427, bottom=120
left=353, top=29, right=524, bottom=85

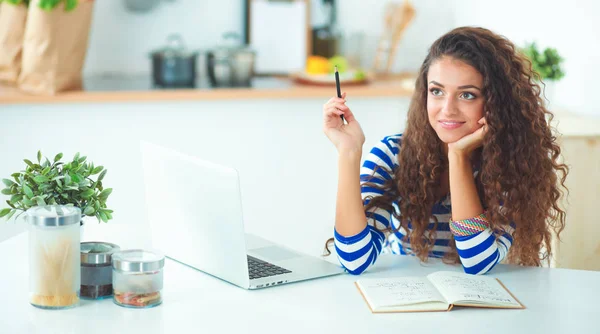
left=448, top=148, right=470, bottom=163
left=338, top=148, right=362, bottom=161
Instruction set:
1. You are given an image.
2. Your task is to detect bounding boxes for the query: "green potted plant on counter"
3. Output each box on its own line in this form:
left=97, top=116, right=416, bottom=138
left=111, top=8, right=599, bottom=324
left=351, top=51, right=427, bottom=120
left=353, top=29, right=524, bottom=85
left=1, top=151, right=113, bottom=223
left=521, top=42, right=565, bottom=108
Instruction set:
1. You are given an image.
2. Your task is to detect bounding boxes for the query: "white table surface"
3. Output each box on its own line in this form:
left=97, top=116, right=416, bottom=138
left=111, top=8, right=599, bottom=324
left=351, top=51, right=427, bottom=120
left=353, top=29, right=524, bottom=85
left=1, top=232, right=598, bottom=334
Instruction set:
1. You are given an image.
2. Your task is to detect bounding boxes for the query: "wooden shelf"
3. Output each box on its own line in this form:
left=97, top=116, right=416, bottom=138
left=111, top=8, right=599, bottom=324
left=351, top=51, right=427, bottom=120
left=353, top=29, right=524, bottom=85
left=0, top=74, right=417, bottom=105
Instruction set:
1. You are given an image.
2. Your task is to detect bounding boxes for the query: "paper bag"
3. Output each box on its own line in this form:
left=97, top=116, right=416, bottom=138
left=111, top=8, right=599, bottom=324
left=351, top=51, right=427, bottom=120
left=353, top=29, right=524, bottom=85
left=0, top=2, right=28, bottom=84
left=18, top=0, right=94, bottom=95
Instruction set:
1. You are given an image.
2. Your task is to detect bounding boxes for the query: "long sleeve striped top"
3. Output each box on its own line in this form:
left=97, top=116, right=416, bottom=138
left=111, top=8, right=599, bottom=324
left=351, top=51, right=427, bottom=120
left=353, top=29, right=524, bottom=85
left=334, top=134, right=515, bottom=275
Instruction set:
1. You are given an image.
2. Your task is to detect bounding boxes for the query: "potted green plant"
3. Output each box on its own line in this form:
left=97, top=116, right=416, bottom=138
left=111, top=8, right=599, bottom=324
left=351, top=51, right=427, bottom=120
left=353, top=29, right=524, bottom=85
left=0, top=151, right=113, bottom=224
left=521, top=42, right=565, bottom=108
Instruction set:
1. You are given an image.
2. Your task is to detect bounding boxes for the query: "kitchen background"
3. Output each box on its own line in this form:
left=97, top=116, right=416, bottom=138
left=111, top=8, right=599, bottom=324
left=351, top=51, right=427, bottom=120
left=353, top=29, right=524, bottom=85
left=78, top=0, right=600, bottom=116
left=1, top=0, right=599, bottom=271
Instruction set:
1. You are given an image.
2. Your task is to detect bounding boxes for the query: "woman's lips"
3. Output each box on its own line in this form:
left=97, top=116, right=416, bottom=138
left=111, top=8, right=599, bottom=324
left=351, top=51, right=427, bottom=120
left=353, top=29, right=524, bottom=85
left=439, top=120, right=465, bottom=129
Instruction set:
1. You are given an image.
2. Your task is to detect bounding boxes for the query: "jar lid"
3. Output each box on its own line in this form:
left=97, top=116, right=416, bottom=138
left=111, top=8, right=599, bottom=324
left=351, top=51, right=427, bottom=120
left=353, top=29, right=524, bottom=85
left=25, top=205, right=81, bottom=227
left=81, top=242, right=120, bottom=265
left=112, top=249, right=165, bottom=272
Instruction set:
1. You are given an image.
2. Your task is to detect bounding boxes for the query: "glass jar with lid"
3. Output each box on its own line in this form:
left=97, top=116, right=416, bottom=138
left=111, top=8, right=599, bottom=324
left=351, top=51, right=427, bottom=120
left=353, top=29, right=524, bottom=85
left=112, top=249, right=165, bottom=308
left=26, top=205, right=81, bottom=309
left=80, top=242, right=120, bottom=299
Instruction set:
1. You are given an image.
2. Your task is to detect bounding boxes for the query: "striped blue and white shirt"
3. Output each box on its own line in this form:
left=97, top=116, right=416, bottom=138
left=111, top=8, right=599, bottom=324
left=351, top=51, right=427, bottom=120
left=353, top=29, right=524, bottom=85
left=334, top=134, right=514, bottom=275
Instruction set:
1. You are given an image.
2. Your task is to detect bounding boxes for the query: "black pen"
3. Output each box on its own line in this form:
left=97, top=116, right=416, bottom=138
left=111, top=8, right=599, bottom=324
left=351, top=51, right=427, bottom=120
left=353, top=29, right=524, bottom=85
left=334, top=66, right=345, bottom=123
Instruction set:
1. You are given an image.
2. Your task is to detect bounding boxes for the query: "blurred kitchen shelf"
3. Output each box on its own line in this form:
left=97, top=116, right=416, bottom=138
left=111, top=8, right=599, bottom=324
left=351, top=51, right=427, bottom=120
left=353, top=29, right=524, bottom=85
left=0, top=73, right=416, bottom=105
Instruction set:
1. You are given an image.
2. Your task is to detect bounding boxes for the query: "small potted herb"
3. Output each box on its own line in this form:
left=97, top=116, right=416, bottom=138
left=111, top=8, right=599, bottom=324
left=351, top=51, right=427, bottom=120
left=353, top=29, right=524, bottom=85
left=1, top=151, right=113, bottom=224
left=521, top=42, right=565, bottom=107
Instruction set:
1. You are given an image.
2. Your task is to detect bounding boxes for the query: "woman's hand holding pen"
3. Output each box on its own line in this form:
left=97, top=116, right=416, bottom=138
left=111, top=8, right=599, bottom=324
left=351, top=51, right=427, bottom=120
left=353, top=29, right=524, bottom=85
left=323, top=92, right=365, bottom=155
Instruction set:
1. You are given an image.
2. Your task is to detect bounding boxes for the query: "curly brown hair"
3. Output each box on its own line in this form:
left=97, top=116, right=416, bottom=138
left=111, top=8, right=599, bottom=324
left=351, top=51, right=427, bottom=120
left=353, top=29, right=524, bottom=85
left=325, top=26, right=568, bottom=267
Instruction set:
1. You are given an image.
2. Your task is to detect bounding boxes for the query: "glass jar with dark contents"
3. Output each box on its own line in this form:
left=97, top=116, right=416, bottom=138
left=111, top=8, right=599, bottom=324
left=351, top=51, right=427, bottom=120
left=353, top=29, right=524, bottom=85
left=80, top=242, right=120, bottom=299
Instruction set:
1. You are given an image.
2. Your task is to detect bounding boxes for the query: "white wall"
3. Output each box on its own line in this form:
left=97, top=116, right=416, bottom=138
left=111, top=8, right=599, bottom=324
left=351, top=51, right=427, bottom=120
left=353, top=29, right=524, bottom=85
left=83, top=0, right=455, bottom=76
left=453, top=0, right=600, bottom=116
left=84, top=0, right=242, bottom=76
left=0, top=98, right=408, bottom=253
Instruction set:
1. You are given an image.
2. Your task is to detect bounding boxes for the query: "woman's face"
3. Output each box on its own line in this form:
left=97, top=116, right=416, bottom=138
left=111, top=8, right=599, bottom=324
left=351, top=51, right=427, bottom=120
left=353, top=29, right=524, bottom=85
left=427, top=56, right=485, bottom=144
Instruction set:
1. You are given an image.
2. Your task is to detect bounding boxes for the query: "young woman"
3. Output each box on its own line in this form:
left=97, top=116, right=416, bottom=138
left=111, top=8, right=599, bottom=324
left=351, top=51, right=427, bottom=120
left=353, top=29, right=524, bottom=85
left=322, top=26, right=568, bottom=275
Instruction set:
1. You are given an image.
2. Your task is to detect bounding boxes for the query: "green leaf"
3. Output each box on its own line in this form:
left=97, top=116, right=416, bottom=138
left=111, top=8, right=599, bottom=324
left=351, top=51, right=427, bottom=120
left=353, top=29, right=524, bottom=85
left=73, top=152, right=80, bottom=162
left=22, top=198, right=34, bottom=207
left=78, top=156, right=87, bottom=163
left=37, top=150, right=42, bottom=163
left=23, top=184, right=34, bottom=199
left=81, top=188, right=94, bottom=199
left=98, top=210, right=108, bottom=222
left=41, top=166, right=51, bottom=175
left=10, top=194, right=23, bottom=204
left=71, top=173, right=81, bottom=183
left=65, top=0, right=77, bottom=11
left=98, top=188, right=112, bottom=201
left=2, top=179, right=15, bottom=187
left=38, top=184, right=52, bottom=192
left=91, top=166, right=104, bottom=175
left=48, top=198, right=57, bottom=205
left=56, top=178, right=62, bottom=188
left=1, top=188, right=12, bottom=195
left=0, top=208, right=11, bottom=218
left=23, top=159, right=34, bottom=167
left=33, top=175, right=49, bottom=184
left=36, top=197, right=46, bottom=206
left=5, top=209, right=16, bottom=221
left=83, top=206, right=95, bottom=215
left=54, top=153, right=63, bottom=162
left=64, top=174, right=72, bottom=185
left=98, top=169, right=107, bottom=181
left=38, top=0, right=61, bottom=11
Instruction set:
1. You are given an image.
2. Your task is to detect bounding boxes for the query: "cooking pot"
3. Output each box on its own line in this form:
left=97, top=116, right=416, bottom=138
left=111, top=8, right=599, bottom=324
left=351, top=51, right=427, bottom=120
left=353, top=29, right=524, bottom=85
left=206, top=32, right=255, bottom=87
left=124, top=0, right=176, bottom=14
left=150, top=34, right=198, bottom=88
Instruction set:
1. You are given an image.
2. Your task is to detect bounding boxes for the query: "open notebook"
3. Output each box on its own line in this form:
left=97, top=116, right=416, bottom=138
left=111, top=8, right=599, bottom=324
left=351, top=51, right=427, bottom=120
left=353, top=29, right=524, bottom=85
left=355, top=271, right=525, bottom=313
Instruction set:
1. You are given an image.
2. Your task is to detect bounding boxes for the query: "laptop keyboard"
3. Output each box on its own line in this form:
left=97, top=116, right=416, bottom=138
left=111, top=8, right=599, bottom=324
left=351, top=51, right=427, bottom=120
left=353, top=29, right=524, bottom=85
left=247, top=255, right=292, bottom=280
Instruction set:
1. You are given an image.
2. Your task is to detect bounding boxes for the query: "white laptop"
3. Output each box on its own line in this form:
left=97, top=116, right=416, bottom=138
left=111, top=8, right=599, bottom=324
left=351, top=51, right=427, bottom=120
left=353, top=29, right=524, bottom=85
left=140, top=141, right=344, bottom=289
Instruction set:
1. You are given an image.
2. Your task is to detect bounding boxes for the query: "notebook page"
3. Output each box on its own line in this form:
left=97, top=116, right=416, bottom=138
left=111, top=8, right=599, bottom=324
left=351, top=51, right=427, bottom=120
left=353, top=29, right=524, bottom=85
left=356, top=276, right=446, bottom=309
left=427, top=271, right=521, bottom=307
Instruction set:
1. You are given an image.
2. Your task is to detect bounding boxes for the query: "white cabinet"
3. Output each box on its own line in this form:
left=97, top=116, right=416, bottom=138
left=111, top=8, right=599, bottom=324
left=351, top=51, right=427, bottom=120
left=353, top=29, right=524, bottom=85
left=551, top=112, right=600, bottom=270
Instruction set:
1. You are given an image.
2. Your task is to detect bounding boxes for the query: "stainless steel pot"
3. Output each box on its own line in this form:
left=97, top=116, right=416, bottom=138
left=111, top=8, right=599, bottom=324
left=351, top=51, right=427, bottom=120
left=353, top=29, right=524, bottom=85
left=206, top=32, right=255, bottom=87
left=150, top=34, right=198, bottom=88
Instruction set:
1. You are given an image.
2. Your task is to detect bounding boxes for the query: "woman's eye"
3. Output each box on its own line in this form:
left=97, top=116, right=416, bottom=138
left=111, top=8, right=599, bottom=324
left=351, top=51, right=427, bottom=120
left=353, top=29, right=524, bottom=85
left=430, top=88, right=443, bottom=96
left=461, top=92, right=476, bottom=100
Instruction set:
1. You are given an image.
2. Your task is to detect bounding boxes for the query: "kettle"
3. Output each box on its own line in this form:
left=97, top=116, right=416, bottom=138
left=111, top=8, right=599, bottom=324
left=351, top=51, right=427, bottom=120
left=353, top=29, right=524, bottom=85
left=207, top=32, right=256, bottom=87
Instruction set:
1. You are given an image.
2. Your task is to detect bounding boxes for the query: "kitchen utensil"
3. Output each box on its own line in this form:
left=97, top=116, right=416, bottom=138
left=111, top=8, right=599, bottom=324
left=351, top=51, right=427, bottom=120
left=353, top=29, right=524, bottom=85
left=123, top=0, right=175, bottom=13
left=206, top=32, right=255, bottom=87
left=149, top=34, right=198, bottom=88
left=372, top=0, right=416, bottom=74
